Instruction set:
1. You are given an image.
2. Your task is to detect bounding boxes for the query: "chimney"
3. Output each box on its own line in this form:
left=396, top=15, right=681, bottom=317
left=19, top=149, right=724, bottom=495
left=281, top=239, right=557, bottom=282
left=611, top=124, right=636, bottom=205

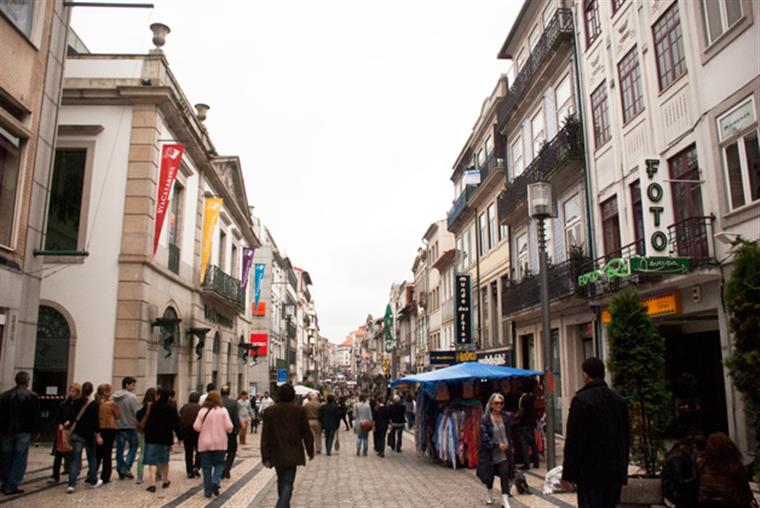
left=149, top=23, right=170, bottom=53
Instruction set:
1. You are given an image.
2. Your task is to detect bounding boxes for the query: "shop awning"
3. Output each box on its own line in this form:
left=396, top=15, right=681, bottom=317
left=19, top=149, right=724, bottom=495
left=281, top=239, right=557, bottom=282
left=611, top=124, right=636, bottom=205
left=391, top=362, right=541, bottom=386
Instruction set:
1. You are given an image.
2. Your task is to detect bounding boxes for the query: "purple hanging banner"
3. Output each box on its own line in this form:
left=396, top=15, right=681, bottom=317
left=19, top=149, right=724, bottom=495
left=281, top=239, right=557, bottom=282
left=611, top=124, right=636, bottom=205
left=240, top=247, right=254, bottom=291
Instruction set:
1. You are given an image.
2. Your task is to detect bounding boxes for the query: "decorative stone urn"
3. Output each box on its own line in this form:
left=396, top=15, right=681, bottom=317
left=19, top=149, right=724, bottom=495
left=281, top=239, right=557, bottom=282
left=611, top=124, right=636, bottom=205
left=149, top=23, right=171, bottom=52
left=195, top=103, right=210, bottom=122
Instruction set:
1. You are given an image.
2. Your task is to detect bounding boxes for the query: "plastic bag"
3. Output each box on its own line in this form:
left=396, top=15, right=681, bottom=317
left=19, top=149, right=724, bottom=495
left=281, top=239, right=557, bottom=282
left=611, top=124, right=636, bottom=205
left=543, top=465, right=572, bottom=494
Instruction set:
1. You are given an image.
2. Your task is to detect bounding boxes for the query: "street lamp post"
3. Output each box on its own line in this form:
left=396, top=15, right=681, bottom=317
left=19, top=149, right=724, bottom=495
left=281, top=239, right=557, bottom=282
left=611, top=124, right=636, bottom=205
left=527, top=181, right=556, bottom=470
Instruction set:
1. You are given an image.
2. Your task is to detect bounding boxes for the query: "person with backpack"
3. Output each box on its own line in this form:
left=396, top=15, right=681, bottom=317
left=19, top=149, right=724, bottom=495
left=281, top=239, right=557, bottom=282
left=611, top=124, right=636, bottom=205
left=194, top=390, right=233, bottom=498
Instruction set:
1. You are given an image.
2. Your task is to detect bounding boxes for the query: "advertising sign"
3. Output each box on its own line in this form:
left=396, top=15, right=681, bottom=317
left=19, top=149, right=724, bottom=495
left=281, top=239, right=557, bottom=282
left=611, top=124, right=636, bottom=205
left=152, top=144, right=185, bottom=257
left=640, top=158, right=674, bottom=255
left=253, top=264, right=266, bottom=311
left=249, top=333, right=268, bottom=357
left=240, top=247, right=254, bottom=291
left=429, top=350, right=478, bottom=366
left=602, top=291, right=680, bottom=324
left=455, top=274, right=472, bottom=346
left=276, top=368, right=288, bottom=385
left=200, top=197, right=223, bottom=281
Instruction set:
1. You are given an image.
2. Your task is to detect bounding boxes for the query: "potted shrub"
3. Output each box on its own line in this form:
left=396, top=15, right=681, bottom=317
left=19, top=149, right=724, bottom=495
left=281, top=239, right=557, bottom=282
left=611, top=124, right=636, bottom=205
left=607, top=286, right=671, bottom=504
left=724, top=240, right=760, bottom=478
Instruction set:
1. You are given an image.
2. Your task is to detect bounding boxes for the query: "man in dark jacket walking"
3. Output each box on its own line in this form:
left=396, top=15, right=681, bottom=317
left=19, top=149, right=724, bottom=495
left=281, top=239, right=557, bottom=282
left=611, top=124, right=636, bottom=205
left=387, top=395, right=406, bottom=453
left=372, top=397, right=390, bottom=457
left=221, top=386, right=239, bottom=479
left=318, top=395, right=341, bottom=456
left=178, top=392, right=202, bottom=478
left=562, top=357, right=630, bottom=508
left=0, top=371, right=41, bottom=495
left=261, top=384, right=314, bottom=508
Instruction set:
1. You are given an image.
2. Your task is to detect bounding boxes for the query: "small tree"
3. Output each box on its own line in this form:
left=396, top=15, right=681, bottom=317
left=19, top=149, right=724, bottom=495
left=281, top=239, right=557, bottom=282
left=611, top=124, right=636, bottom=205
left=724, top=240, right=760, bottom=475
left=607, top=286, right=671, bottom=477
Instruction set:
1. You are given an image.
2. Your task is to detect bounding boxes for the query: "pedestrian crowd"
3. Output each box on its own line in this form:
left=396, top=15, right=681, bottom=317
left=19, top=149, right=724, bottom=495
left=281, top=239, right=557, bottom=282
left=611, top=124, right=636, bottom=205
left=0, top=372, right=272, bottom=499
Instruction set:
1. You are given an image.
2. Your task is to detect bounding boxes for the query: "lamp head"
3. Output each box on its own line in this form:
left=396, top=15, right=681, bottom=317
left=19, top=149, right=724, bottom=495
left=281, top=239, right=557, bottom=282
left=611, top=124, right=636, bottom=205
left=527, top=181, right=554, bottom=219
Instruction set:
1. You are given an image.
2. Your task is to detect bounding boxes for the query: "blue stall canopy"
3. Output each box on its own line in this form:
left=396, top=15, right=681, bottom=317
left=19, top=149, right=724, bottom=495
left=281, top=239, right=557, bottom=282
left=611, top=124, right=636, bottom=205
left=391, top=362, right=542, bottom=387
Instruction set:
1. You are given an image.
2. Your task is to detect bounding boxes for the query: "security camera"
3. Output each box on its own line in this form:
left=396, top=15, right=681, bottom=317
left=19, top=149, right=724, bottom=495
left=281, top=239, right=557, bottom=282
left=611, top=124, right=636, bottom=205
left=714, top=231, right=743, bottom=246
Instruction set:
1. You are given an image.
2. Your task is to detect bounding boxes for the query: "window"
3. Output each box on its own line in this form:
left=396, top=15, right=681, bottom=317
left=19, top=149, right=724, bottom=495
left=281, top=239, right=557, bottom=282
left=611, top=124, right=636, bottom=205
left=0, top=126, right=22, bottom=248
left=529, top=24, right=540, bottom=51
left=563, top=194, right=582, bottom=252
left=584, top=0, right=601, bottom=48
left=487, top=203, right=496, bottom=250
left=44, top=149, right=87, bottom=251
left=219, top=229, right=227, bottom=270
left=543, top=218, right=554, bottom=262
left=476, top=149, right=484, bottom=168
left=168, top=183, right=182, bottom=246
left=231, top=244, right=238, bottom=278
left=491, top=282, right=499, bottom=346
left=498, top=223, right=508, bottom=243
left=543, top=1, right=556, bottom=29
left=618, top=46, right=644, bottom=123
left=516, top=232, right=529, bottom=279
left=555, top=74, right=574, bottom=127
left=516, top=49, right=526, bottom=73
left=653, top=2, right=687, bottom=91
left=669, top=144, right=707, bottom=258
left=481, top=287, right=489, bottom=346
left=0, top=0, right=34, bottom=38
left=456, top=237, right=464, bottom=272
left=468, top=222, right=476, bottom=266
left=511, top=135, right=524, bottom=177
left=718, top=98, right=760, bottom=210
left=630, top=180, right=645, bottom=254
left=531, top=108, right=545, bottom=157
left=612, top=0, right=627, bottom=15
left=702, top=0, right=743, bottom=45
left=591, top=82, right=611, bottom=148
left=601, top=196, right=621, bottom=257
left=479, top=212, right=487, bottom=255
left=484, top=136, right=493, bottom=157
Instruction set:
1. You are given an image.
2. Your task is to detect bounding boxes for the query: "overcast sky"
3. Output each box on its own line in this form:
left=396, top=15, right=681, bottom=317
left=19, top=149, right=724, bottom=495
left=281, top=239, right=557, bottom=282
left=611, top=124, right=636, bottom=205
left=71, top=0, right=520, bottom=344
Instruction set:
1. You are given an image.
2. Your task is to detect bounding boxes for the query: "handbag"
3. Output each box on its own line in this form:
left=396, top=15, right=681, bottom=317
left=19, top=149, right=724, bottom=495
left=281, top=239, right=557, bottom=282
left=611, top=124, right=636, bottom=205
left=61, top=400, right=92, bottom=453
left=360, top=420, right=374, bottom=433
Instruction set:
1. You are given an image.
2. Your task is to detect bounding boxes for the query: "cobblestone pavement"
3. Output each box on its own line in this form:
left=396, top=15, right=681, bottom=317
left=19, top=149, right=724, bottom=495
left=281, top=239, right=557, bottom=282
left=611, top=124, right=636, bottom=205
left=2, top=429, right=577, bottom=508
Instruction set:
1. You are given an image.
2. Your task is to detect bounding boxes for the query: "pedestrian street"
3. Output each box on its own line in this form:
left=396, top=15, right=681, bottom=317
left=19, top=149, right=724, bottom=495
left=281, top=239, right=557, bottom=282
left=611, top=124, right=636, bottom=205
left=3, top=427, right=578, bottom=508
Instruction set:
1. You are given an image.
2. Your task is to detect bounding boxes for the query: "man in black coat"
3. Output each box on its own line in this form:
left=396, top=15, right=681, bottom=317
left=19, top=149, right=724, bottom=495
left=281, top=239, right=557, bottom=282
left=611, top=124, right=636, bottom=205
left=0, top=371, right=41, bottom=495
left=318, top=395, right=341, bottom=456
left=221, top=386, right=239, bottom=479
left=562, top=357, right=630, bottom=508
left=387, top=395, right=406, bottom=452
left=371, top=397, right=390, bottom=457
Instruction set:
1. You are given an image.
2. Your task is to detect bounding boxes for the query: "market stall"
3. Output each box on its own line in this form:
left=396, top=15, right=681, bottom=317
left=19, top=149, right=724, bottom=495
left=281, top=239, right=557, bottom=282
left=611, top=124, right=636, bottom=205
left=392, top=362, right=542, bottom=470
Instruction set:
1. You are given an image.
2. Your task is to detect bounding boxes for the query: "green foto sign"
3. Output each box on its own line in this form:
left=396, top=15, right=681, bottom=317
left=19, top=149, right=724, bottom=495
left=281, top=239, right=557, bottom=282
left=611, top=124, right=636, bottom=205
left=578, top=256, right=691, bottom=286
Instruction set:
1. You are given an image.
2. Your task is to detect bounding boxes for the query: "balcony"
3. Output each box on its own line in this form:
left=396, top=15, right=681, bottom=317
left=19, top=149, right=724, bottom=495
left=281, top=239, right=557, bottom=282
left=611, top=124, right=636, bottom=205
left=447, top=185, right=476, bottom=230
left=478, top=152, right=504, bottom=184
left=202, top=265, right=244, bottom=311
left=496, top=8, right=574, bottom=133
left=498, top=121, right=582, bottom=225
left=502, top=258, right=585, bottom=315
left=168, top=243, right=180, bottom=275
left=286, top=319, right=297, bottom=340
left=668, top=216, right=714, bottom=267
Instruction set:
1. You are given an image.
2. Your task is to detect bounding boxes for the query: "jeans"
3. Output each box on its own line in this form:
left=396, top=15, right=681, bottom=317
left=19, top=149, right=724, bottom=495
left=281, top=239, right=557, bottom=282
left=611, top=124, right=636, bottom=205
left=405, top=411, right=415, bottom=429
left=183, top=433, right=199, bottom=475
left=517, top=425, right=539, bottom=466
left=577, top=483, right=623, bottom=508
left=485, top=460, right=512, bottom=494
left=388, top=424, right=404, bottom=452
left=275, top=465, right=296, bottom=508
left=96, top=429, right=116, bottom=481
left=324, top=429, right=336, bottom=455
left=199, top=451, right=225, bottom=497
left=115, top=428, right=138, bottom=474
left=373, top=428, right=387, bottom=455
left=223, top=433, right=238, bottom=476
left=52, top=451, right=70, bottom=482
left=355, top=432, right=369, bottom=455
left=0, top=433, right=30, bottom=493
left=69, top=434, right=97, bottom=488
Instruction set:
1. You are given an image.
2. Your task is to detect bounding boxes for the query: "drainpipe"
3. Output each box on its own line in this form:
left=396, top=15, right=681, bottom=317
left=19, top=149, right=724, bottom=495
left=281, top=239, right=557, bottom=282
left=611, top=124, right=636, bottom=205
left=570, top=12, right=603, bottom=355
left=474, top=207, right=482, bottom=353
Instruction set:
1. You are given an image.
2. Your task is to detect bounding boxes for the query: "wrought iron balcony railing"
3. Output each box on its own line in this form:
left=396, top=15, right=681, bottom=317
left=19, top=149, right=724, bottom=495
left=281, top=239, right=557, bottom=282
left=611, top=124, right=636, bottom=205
left=168, top=243, right=180, bottom=275
left=447, top=185, right=476, bottom=229
left=496, top=8, right=574, bottom=133
left=203, top=265, right=244, bottom=310
left=668, top=216, right=714, bottom=266
left=498, top=121, right=582, bottom=224
left=502, top=258, right=585, bottom=316
left=286, top=319, right=297, bottom=340
left=478, top=152, right=504, bottom=183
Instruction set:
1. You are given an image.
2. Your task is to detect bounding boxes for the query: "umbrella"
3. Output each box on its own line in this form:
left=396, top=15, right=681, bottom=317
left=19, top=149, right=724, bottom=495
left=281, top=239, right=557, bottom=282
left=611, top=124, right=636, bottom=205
left=294, top=385, right=318, bottom=396
left=391, top=362, right=542, bottom=386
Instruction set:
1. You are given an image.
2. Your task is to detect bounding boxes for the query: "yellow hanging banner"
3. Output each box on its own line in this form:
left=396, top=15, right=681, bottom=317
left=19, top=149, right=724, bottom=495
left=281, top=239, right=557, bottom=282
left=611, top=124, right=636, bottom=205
left=200, top=197, right=223, bottom=282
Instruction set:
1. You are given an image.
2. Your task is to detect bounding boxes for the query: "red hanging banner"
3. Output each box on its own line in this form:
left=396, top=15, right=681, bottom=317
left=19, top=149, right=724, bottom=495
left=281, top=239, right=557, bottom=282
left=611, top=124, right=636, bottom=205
left=153, top=144, right=185, bottom=257
left=250, top=333, right=268, bottom=357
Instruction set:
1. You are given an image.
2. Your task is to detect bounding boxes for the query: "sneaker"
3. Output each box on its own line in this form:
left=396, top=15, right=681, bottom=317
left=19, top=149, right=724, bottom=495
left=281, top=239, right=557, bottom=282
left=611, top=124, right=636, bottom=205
left=66, top=487, right=74, bottom=494
left=92, top=479, right=104, bottom=489
left=47, top=478, right=59, bottom=484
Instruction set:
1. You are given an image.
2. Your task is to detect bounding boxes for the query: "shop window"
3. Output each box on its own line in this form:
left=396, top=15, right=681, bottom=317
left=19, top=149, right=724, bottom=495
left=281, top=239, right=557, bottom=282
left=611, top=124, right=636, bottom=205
left=718, top=98, right=760, bottom=210
left=702, top=0, right=743, bottom=46
left=45, top=149, right=87, bottom=251
left=531, top=108, right=545, bottom=158
left=556, top=74, right=574, bottom=127
left=0, top=0, right=34, bottom=38
left=0, top=126, right=22, bottom=248
left=618, top=46, right=644, bottom=124
left=601, top=196, right=621, bottom=257
left=511, top=135, right=524, bottom=178
left=591, top=82, right=611, bottom=148
left=563, top=194, right=582, bottom=252
left=584, top=0, right=601, bottom=48
left=487, top=203, right=496, bottom=250
left=653, top=2, right=687, bottom=91
left=630, top=180, right=645, bottom=254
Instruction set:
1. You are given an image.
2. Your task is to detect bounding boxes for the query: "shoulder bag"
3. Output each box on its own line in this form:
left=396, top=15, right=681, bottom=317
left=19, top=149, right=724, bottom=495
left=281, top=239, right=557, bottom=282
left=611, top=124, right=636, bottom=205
left=58, top=400, right=92, bottom=453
